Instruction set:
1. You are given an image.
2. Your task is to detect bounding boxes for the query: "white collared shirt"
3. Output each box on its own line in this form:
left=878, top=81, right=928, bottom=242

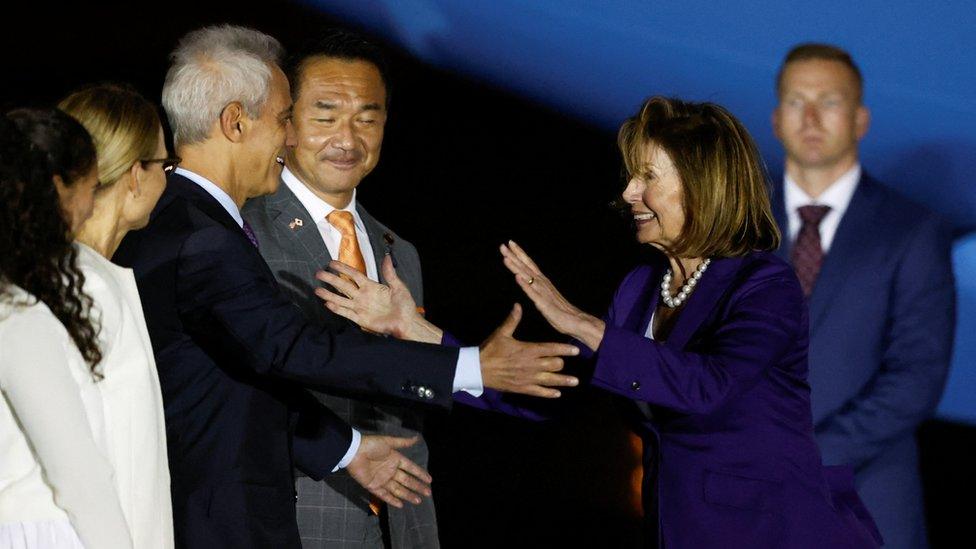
left=175, top=167, right=244, bottom=228
left=784, top=164, right=861, bottom=253
left=281, top=167, right=378, bottom=282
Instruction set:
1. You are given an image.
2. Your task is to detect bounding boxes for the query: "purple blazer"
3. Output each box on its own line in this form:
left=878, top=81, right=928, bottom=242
left=591, top=251, right=880, bottom=548
left=458, top=251, right=882, bottom=548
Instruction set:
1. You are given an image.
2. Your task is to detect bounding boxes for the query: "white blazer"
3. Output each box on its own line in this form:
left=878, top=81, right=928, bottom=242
left=0, top=283, right=132, bottom=549
left=77, top=243, right=173, bottom=549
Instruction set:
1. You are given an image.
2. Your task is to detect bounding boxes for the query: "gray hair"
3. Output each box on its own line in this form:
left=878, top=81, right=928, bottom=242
left=162, top=25, right=284, bottom=146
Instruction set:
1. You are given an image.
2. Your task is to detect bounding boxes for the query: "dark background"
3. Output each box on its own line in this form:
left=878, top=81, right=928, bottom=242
left=2, top=1, right=971, bottom=547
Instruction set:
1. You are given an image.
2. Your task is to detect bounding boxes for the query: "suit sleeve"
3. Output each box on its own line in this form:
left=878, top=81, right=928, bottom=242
left=0, top=314, right=133, bottom=549
left=449, top=268, right=651, bottom=420
left=815, top=218, right=955, bottom=467
left=176, top=226, right=458, bottom=409
left=591, top=274, right=805, bottom=415
left=443, top=330, right=554, bottom=420
left=289, top=389, right=355, bottom=479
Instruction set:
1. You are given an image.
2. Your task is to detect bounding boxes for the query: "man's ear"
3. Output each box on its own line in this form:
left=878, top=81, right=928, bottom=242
left=855, top=105, right=871, bottom=141
left=219, top=102, right=246, bottom=143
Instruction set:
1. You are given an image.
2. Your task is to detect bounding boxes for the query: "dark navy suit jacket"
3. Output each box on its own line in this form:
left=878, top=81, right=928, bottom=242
left=771, top=173, right=955, bottom=549
left=114, top=173, right=459, bottom=548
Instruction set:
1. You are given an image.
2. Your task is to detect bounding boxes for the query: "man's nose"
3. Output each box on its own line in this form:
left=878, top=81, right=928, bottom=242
left=802, top=104, right=821, bottom=126
left=331, top=119, right=356, bottom=150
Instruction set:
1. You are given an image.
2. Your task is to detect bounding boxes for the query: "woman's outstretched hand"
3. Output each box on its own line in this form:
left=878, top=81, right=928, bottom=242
left=315, top=255, right=443, bottom=344
left=500, top=240, right=605, bottom=351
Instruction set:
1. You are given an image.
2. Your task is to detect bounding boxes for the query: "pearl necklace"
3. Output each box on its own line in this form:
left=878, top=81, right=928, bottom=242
left=660, top=258, right=711, bottom=308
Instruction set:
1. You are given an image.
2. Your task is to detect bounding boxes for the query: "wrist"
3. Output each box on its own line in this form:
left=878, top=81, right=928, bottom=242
left=573, top=314, right=605, bottom=351
left=400, top=316, right=443, bottom=344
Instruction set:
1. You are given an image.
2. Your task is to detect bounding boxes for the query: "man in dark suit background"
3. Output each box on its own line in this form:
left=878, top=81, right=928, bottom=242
left=114, top=25, right=580, bottom=548
left=770, top=43, right=955, bottom=549
left=243, top=30, right=443, bottom=548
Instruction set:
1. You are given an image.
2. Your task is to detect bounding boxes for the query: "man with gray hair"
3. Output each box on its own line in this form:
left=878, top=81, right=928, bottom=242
left=114, top=24, right=580, bottom=548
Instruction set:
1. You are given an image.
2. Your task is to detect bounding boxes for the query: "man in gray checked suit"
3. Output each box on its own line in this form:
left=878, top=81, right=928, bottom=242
left=244, top=30, right=440, bottom=548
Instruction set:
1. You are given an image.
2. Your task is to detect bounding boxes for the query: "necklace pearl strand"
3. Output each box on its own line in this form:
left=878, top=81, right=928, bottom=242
left=660, top=258, right=711, bottom=308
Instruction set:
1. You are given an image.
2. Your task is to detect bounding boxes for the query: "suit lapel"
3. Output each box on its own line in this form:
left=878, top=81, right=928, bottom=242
left=631, top=256, right=667, bottom=336
left=806, top=176, right=880, bottom=334
left=665, top=256, right=747, bottom=350
left=267, top=181, right=333, bottom=265
left=770, top=179, right=791, bottom=262
left=357, top=205, right=391, bottom=284
left=169, top=174, right=242, bottom=234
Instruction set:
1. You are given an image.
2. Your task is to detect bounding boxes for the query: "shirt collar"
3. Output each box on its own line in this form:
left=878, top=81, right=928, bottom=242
left=174, top=167, right=244, bottom=228
left=784, top=163, right=861, bottom=214
left=281, top=166, right=364, bottom=232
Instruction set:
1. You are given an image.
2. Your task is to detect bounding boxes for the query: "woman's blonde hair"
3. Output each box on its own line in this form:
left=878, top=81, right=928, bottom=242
left=58, top=84, right=162, bottom=187
left=618, top=96, right=780, bottom=258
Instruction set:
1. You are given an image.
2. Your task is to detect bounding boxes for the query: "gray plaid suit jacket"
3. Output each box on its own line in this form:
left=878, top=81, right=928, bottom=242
left=242, top=181, right=440, bottom=549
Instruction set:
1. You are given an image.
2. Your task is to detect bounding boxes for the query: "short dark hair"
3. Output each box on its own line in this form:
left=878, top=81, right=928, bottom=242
left=776, top=43, right=863, bottom=102
left=287, top=28, right=392, bottom=105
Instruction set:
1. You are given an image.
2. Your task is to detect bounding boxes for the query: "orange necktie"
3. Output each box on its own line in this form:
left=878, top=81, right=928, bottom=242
left=326, top=210, right=367, bottom=278
left=327, top=210, right=381, bottom=515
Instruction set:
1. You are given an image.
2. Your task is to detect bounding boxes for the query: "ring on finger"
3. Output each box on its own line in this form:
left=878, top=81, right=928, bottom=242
left=527, top=276, right=535, bottom=285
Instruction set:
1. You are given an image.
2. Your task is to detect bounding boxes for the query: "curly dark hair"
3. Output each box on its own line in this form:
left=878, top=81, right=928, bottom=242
left=1, top=109, right=103, bottom=377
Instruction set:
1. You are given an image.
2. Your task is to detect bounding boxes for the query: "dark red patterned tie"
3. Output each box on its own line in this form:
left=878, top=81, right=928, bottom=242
left=791, top=205, right=831, bottom=297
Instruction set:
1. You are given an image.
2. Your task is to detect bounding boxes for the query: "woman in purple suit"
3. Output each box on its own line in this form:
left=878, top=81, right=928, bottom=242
left=317, top=97, right=881, bottom=548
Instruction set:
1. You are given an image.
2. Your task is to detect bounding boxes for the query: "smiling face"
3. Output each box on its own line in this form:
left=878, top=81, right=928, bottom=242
left=773, top=59, right=869, bottom=171
left=286, top=57, right=387, bottom=208
left=621, top=144, right=686, bottom=250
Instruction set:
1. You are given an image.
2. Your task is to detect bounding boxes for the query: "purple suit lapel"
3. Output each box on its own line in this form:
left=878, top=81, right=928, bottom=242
left=633, top=267, right=662, bottom=336
left=665, top=256, right=747, bottom=349
left=614, top=255, right=746, bottom=350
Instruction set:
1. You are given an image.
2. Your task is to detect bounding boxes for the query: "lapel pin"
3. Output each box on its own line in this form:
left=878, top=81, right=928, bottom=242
left=383, top=232, right=398, bottom=268
left=288, top=218, right=304, bottom=230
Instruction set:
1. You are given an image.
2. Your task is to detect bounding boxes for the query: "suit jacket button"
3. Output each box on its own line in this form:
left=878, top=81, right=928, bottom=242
left=631, top=381, right=640, bottom=390
left=423, top=388, right=434, bottom=399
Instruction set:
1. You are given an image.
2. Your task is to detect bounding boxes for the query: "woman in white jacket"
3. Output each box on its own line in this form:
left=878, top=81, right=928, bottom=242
left=0, top=109, right=132, bottom=548
left=59, top=84, right=175, bottom=549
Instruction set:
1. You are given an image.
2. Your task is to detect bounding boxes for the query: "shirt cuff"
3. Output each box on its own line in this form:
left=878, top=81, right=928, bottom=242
left=452, top=346, right=484, bottom=397
left=332, top=428, right=362, bottom=472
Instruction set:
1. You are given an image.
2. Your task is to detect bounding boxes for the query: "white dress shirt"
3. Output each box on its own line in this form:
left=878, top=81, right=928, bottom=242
left=281, top=168, right=378, bottom=281
left=784, top=164, right=861, bottom=253
left=181, top=168, right=482, bottom=471
left=0, top=284, right=132, bottom=549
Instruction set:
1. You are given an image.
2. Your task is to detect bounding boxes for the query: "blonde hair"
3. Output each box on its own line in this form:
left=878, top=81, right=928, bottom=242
left=58, top=84, right=162, bottom=187
left=618, top=96, right=780, bottom=258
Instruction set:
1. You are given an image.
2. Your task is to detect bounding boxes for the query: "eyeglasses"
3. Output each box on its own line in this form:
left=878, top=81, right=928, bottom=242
left=141, top=156, right=182, bottom=173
